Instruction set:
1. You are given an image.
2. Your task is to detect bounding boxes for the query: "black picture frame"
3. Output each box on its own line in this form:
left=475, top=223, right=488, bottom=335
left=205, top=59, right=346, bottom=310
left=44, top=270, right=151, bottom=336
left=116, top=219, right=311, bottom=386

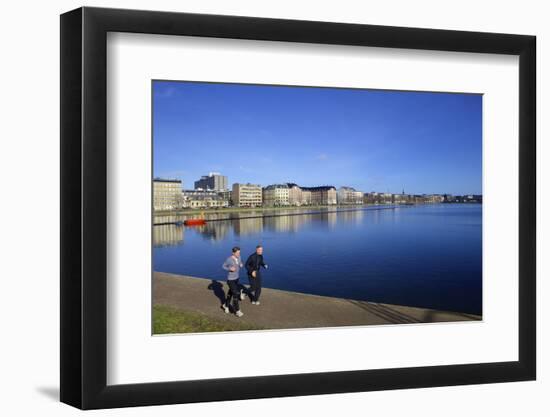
left=60, top=6, right=536, bottom=410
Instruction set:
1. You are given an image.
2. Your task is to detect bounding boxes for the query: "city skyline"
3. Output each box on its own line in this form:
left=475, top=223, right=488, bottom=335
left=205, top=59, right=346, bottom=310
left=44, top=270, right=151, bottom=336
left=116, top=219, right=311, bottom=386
left=153, top=81, right=482, bottom=195
left=153, top=172, right=481, bottom=197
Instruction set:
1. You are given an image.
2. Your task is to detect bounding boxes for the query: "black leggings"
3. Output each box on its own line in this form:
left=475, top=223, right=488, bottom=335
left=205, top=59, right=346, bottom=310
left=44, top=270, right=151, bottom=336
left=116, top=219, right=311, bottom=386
left=248, top=275, right=262, bottom=302
left=225, top=279, right=240, bottom=312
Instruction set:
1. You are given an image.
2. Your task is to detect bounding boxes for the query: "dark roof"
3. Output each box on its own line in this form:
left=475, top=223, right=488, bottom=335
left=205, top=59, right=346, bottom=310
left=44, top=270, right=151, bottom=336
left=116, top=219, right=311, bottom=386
left=284, top=183, right=336, bottom=191
left=300, top=185, right=336, bottom=191
left=182, top=189, right=218, bottom=194
left=153, top=178, right=182, bottom=183
left=264, top=184, right=289, bottom=190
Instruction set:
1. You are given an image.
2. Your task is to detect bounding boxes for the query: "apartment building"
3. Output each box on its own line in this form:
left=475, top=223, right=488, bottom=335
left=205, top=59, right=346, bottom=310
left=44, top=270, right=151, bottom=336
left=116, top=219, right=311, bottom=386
left=232, top=183, right=262, bottom=207
left=301, top=186, right=337, bottom=205
left=287, top=183, right=312, bottom=206
left=182, top=189, right=229, bottom=209
left=263, top=184, right=290, bottom=206
left=337, top=186, right=364, bottom=204
left=153, top=179, right=183, bottom=211
left=194, top=172, right=228, bottom=191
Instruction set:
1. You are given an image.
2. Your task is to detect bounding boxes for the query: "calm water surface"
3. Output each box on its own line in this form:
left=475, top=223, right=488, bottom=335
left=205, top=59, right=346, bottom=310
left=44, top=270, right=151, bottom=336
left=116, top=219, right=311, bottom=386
left=153, top=204, right=482, bottom=315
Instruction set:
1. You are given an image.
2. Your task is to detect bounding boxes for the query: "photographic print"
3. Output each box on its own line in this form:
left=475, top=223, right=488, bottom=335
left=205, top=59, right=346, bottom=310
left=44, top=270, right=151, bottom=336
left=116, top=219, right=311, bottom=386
left=60, top=9, right=536, bottom=407
left=152, top=80, right=483, bottom=334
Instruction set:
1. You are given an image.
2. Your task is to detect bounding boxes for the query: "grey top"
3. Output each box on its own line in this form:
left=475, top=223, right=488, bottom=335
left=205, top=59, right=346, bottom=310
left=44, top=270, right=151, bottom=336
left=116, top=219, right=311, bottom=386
left=222, top=255, right=243, bottom=280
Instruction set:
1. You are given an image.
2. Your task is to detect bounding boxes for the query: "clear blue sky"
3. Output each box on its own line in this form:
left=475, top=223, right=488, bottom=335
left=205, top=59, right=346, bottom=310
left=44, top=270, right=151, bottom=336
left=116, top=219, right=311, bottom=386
left=153, top=81, right=482, bottom=195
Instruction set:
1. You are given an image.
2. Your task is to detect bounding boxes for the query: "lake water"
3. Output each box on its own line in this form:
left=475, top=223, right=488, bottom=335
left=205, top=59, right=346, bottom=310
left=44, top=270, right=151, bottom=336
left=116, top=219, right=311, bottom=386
left=153, top=204, right=482, bottom=315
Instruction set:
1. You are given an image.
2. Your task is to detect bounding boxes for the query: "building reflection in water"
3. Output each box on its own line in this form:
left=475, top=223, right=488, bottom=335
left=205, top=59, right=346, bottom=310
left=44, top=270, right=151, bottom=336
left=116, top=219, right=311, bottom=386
left=303, top=211, right=337, bottom=230
left=153, top=207, right=378, bottom=246
left=153, top=224, right=184, bottom=247
left=263, top=212, right=311, bottom=233
left=233, top=217, right=263, bottom=236
left=196, top=221, right=230, bottom=241
left=338, top=208, right=364, bottom=224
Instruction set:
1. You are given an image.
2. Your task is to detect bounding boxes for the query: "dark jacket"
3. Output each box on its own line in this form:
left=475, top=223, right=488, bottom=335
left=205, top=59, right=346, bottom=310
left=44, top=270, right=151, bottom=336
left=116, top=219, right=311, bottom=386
left=245, top=253, right=267, bottom=277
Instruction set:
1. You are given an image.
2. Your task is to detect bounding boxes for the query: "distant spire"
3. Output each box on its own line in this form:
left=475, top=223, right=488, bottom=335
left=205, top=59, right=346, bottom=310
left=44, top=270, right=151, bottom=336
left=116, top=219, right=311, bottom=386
left=402, top=188, right=405, bottom=195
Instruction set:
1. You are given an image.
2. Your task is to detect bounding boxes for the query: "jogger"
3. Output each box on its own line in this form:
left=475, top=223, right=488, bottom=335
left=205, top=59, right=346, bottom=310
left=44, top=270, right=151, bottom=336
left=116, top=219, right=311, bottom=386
left=245, top=245, right=268, bottom=305
left=222, top=246, right=244, bottom=316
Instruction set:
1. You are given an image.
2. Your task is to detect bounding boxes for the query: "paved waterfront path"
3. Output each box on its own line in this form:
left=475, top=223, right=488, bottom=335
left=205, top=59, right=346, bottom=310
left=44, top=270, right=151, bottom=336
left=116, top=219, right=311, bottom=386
left=154, top=272, right=481, bottom=330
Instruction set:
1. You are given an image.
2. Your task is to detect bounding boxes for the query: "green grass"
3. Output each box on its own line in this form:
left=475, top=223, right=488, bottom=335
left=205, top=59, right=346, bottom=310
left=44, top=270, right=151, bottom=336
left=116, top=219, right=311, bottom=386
left=153, top=305, right=263, bottom=334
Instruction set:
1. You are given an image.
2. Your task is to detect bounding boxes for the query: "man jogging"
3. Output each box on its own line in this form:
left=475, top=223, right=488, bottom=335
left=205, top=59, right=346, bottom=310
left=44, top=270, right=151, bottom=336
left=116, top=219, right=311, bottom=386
left=245, top=245, right=268, bottom=305
left=222, top=246, right=245, bottom=317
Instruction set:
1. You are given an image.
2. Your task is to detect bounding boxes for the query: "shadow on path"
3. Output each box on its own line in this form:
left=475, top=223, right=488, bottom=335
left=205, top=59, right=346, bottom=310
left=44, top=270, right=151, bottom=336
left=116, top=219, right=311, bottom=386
left=347, top=300, right=422, bottom=324
left=207, top=280, right=227, bottom=305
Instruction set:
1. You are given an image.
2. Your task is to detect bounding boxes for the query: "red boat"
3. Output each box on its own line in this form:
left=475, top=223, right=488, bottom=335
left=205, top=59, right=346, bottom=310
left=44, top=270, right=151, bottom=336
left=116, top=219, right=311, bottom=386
left=184, top=218, right=206, bottom=226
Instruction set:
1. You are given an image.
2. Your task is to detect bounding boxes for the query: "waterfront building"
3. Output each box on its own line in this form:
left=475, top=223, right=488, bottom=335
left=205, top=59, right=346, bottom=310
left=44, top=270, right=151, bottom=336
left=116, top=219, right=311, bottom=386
left=393, top=188, right=408, bottom=203
left=337, top=186, right=364, bottom=205
left=364, top=192, right=393, bottom=204
left=465, top=194, right=482, bottom=203
left=363, top=192, right=379, bottom=204
left=426, top=194, right=445, bottom=203
left=182, top=189, right=229, bottom=209
left=301, top=186, right=337, bottom=205
left=301, top=189, right=312, bottom=205
left=449, top=194, right=482, bottom=203
left=364, top=192, right=444, bottom=205
left=364, top=192, right=399, bottom=204
left=287, top=183, right=302, bottom=206
left=153, top=178, right=183, bottom=211
left=286, top=183, right=312, bottom=206
left=263, top=184, right=290, bottom=206
left=382, top=193, right=393, bottom=203
left=232, top=183, right=262, bottom=207
left=393, top=193, right=411, bottom=204
left=194, top=172, right=228, bottom=191
left=218, top=190, right=232, bottom=205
